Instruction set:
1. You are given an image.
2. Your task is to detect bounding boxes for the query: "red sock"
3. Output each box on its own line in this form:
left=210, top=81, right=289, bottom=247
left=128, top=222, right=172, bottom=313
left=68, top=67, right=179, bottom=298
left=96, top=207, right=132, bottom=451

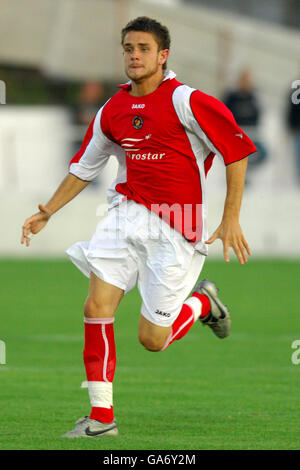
left=161, top=293, right=211, bottom=350
left=83, top=317, right=116, bottom=423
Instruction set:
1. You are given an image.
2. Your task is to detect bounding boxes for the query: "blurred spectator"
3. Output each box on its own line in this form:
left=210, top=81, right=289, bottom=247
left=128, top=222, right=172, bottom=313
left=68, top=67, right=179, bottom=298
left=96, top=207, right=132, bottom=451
left=72, top=80, right=106, bottom=127
left=71, top=80, right=106, bottom=188
left=223, top=69, right=267, bottom=185
left=286, top=84, right=300, bottom=185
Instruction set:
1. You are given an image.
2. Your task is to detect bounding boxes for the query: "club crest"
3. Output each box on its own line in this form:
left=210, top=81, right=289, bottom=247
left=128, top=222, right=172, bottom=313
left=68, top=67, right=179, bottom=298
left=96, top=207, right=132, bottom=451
left=132, top=116, right=143, bottom=129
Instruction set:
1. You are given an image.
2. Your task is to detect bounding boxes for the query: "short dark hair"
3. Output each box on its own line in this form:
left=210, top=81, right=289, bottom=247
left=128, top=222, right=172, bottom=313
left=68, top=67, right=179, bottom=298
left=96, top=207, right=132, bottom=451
left=121, top=16, right=171, bottom=70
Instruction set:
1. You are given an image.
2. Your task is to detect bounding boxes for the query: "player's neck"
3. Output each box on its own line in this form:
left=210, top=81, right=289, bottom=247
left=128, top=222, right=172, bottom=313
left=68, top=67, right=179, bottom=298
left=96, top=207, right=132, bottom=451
left=129, top=70, right=165, bottom=97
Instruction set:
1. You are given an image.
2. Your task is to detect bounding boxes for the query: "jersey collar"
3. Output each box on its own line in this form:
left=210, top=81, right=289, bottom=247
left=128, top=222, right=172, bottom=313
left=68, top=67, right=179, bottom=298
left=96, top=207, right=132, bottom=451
left=117, top=70, right=176, bottom=90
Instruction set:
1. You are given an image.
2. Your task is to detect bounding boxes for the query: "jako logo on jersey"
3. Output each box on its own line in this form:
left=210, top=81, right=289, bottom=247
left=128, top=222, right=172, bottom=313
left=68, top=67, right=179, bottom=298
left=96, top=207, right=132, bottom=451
left=132, top=116, right=143, bottom=129
left=132, top=104, right=145, bottom=109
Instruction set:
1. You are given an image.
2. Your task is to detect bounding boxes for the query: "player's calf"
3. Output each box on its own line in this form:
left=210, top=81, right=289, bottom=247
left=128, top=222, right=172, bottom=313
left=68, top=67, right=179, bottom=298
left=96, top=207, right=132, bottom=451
left=138, top=317, right=171, bottom=351
left=139, top=333, right=167, bottom=351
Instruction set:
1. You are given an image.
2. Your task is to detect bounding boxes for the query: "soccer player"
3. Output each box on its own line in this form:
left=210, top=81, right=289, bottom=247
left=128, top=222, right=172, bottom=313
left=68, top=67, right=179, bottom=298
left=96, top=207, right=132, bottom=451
left=21, top=17, right=256, bottom=438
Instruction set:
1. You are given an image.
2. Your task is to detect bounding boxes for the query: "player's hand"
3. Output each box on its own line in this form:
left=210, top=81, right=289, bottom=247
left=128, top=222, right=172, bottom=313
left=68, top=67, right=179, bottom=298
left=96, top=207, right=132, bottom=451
left=21, top=204, right=52, bottom=247
left=205, top=219, right=251, bottom=265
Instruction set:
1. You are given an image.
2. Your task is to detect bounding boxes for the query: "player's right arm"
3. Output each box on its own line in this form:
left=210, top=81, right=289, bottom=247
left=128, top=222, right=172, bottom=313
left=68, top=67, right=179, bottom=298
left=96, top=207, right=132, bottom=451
left=21, top=173, right=90, bottom=247
left=21, top=104, right=117, bottom=247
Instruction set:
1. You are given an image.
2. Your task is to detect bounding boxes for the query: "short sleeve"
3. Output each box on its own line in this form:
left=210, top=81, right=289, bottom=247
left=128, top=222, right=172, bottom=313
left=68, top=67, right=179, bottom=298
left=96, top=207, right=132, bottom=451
left=69, top=105, right=117, bottom=181
left=189, top=90, right=257, bottom=165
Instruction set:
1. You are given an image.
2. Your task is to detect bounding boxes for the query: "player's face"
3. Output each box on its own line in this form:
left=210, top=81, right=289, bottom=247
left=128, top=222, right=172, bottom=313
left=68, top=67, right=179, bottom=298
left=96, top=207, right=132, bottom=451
left=122, top=31, right=168, bottom=82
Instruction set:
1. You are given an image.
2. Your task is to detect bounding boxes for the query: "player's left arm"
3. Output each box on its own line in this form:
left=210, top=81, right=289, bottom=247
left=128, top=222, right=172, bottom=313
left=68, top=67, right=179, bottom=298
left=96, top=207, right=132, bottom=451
left=205, top=157, right=251, bottom=265
left=185, top=89, right=257, bottom=265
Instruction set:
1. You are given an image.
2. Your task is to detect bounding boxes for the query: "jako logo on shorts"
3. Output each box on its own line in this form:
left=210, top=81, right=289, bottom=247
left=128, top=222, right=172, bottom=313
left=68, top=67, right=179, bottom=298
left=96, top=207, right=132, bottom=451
left=155, top=309, right=171, bottom=317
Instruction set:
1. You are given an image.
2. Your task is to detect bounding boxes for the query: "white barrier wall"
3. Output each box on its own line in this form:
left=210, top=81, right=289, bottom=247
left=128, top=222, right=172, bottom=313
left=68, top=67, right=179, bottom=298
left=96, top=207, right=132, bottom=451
left=0, top=106, right=69, bottom=192
left=5, top=186, right=300, bottom=259
left=0, top=106, right=299, bottom=259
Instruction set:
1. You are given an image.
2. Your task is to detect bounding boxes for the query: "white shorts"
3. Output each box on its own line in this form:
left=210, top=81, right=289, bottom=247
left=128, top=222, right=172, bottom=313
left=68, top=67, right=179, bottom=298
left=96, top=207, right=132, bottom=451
left=66, top=200, right=206, bottom=327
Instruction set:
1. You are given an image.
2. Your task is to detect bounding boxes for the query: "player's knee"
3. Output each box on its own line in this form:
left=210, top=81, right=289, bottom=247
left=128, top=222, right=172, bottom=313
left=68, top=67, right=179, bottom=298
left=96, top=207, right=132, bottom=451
left=84, top=296, right=113, bottom=318
left=138, top=333, right=165, bottom=352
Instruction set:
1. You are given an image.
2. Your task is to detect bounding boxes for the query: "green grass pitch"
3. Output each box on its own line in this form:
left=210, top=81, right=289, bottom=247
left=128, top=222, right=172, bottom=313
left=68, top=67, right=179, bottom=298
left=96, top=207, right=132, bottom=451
left=0, top=258, right=299, bottom=450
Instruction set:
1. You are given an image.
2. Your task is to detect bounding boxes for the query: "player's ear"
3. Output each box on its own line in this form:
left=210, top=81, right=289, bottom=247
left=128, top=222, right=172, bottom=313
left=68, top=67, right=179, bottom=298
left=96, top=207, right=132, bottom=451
left=159, top=49, right=169, bottom=67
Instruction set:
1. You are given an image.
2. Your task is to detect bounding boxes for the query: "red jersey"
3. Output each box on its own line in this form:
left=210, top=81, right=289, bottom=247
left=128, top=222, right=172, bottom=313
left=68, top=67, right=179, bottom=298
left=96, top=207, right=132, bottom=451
left=69, top=71, right=256, bottom=254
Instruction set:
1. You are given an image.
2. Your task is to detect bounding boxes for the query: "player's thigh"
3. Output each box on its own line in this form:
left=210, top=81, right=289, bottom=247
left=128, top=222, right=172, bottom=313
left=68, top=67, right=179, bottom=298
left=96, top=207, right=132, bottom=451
left=138, top=239, right=204, bottom=329
left=138, top=315, right=171, bottom=351
left=84, top=272, right=124, bottom=318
